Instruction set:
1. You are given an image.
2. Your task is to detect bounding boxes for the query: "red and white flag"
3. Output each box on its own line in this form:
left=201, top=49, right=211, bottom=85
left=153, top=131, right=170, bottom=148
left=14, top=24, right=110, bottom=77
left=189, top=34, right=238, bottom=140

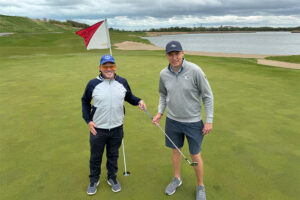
left=76, top=19, right=111, bottom=51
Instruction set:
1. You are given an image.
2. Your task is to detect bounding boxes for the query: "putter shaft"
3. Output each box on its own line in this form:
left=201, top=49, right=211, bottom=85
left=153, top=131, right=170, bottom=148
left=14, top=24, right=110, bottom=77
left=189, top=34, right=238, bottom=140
left=143, top=107, right=197, bottom=166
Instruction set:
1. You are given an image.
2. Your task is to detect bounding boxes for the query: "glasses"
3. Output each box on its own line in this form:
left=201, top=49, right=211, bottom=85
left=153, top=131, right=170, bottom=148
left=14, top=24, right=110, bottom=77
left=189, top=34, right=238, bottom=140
left=101, top=65, right=116, bottom=70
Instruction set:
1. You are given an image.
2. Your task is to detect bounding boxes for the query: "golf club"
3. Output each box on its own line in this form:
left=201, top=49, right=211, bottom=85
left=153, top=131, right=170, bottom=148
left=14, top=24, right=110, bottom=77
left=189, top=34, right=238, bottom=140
left=122, top=139, right=131, bottom=176
left=143, top=107, right=198, bottom=167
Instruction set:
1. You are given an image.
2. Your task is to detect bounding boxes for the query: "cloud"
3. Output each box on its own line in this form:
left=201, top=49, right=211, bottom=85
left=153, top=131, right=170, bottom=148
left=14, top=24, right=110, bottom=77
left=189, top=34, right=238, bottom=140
left=0, top=0, right=299, bottom=29
left=101, top=15, right=300, bottom=30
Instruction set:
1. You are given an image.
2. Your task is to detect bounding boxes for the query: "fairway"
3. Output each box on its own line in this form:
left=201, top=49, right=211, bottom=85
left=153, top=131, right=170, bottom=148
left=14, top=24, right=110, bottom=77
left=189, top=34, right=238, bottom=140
left=0, top=32, right=299, bottom=200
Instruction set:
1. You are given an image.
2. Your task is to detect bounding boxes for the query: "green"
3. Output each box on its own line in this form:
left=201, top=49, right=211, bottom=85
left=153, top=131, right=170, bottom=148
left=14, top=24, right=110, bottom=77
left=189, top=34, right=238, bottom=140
left=0, top=31, right=299, bottom=200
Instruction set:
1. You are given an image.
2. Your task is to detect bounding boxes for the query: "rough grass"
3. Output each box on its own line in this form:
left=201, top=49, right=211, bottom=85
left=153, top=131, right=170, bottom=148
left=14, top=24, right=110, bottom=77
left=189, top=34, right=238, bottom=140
left=0, top=32, right=299, bottom=200
left=266, top=55, right=300, bottom=64
left=0, top=14, right=75, bottom=33
left=0, top=31, right=148, bottom=58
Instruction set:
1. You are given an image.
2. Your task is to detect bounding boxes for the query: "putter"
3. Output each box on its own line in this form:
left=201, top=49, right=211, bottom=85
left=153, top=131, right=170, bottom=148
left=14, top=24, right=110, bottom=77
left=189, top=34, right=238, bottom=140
left=122, top=139, right=131, bottom=176
left=143, top=107, right=198, bottom=167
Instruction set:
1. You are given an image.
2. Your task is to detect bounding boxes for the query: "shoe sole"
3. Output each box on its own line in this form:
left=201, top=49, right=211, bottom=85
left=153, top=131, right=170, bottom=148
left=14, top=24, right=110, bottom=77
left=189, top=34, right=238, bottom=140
left=87, top=190, right=97, bottom=195
left=87, top=181, right=100, bottom=195
left=166, top=180, right=182, bottom=196
left=107, top=180, right=121, bottom=192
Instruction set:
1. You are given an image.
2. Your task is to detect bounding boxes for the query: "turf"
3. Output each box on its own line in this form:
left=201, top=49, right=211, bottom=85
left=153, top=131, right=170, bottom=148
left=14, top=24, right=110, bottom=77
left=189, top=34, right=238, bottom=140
left=0, top=14, right=74, bottom=33
left=266, top=55, right=300, bottom=64
left=0, top=32, right=299, bottom=200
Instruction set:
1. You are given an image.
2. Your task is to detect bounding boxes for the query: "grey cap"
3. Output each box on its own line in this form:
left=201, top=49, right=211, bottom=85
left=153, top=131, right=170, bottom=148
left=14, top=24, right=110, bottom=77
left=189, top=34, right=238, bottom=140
left=166, top=41, right=183, bottom=53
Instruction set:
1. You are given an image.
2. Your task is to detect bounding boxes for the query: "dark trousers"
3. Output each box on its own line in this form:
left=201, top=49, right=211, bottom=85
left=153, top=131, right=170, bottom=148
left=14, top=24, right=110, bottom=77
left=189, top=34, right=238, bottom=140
left=89, top=125, right=123, bottom=183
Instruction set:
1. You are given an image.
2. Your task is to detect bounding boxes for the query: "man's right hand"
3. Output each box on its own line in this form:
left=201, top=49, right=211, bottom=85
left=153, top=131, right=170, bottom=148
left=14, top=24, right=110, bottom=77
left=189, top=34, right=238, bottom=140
left=152, top=113, right=162, bottom=126
left=88, top=121, right=97, bottom=135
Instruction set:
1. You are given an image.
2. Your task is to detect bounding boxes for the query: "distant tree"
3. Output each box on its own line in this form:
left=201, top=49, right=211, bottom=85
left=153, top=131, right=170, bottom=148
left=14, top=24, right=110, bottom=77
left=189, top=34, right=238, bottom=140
left=146, top=26, right=300, bottom=32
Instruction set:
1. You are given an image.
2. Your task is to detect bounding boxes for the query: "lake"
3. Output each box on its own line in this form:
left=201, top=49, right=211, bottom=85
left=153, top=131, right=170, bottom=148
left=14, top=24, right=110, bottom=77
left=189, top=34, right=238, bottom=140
left=144, top=32, right=300, bottom=55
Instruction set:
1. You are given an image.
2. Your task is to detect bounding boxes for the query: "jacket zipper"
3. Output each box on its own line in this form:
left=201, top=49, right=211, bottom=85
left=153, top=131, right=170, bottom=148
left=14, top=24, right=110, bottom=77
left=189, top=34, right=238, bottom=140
left=109, top=79, right=112, bottom=131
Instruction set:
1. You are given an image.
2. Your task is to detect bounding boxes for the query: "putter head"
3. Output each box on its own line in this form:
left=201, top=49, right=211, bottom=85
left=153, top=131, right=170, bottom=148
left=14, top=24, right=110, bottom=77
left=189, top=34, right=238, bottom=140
left=123, top=171, right=131, bottom=176
left=190, top=162, right=198, bottom=166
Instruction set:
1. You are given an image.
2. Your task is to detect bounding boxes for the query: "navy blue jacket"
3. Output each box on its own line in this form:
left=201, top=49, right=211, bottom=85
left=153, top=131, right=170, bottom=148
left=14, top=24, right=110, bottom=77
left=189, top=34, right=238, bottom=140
left=82, top=74, right=141, bottom=129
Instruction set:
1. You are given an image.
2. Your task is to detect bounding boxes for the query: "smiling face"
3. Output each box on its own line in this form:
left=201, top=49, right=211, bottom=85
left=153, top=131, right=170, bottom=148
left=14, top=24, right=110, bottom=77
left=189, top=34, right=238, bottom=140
left=99, top=62, right=116, bottom=80
left=166, top=51, right=184, bottom=68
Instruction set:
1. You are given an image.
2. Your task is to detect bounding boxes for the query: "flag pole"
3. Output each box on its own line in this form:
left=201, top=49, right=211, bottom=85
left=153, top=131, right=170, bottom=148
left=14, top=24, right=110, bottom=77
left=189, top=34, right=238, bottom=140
left=105, top=19, right=112, bottom=56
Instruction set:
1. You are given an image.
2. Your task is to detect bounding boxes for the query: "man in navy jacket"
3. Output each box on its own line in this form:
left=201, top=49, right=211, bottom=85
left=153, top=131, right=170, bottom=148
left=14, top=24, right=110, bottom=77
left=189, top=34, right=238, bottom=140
left=82, top=55, right=146, bottom=195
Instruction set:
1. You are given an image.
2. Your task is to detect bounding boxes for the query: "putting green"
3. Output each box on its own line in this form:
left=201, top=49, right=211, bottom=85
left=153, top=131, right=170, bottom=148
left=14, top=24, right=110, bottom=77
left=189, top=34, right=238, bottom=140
left=0, top=32, right=299, bottom=200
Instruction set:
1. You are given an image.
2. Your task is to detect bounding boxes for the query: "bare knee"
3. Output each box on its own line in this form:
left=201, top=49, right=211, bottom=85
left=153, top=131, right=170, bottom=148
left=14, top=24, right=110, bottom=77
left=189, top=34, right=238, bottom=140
left=190, top=153, right=202, bottom=162
left=173, top=148, right=182, bottom=155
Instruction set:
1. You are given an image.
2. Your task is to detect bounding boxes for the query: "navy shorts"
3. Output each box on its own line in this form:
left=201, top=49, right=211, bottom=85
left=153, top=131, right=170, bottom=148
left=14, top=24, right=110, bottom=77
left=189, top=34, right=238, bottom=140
left=165, top=117, right=204, bottom=155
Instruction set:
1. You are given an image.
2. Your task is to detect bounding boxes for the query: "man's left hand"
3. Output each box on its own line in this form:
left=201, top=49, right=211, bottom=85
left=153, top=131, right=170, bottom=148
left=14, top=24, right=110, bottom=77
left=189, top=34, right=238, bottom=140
left=138, top=100, right=146, bottom=111
left=203, top=123, right=212, bottom=135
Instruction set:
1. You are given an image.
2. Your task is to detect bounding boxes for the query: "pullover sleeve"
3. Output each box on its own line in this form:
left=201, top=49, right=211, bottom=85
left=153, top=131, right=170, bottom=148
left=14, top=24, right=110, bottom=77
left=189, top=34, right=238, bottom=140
left=81, top=81, right=93, bottom=124
left=158, top=75, right=167, bottom=114
left=196, top=69, right=214, bottom=123
left=124, top=80, right=141, bottom=105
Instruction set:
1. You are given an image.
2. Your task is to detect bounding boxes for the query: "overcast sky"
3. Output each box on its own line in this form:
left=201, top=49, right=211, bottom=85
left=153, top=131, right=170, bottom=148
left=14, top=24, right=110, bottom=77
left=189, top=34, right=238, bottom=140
left=1, top=0, right=300, bottom=30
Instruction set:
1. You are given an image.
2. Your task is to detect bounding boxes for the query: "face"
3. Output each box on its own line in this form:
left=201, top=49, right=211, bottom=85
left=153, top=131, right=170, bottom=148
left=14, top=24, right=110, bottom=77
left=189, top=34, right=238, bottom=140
left=166, top=51, right=184, bottom=68
left=99, top=62, right=116, bottom=80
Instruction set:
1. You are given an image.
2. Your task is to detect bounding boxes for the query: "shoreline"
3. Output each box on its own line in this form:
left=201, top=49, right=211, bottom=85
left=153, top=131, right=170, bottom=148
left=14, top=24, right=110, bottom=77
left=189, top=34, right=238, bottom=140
left=144, top=31, right=299, bottom=37
left=145, top=31, right=256, bottom=37
left=114, top=41, right=272, bottom=58
left=114, top=41, right=300, bottom=69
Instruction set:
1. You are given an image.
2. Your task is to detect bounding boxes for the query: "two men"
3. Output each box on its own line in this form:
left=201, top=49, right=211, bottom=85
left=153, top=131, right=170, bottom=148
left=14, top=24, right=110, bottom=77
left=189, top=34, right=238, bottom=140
left=152, top=41, right=214, bottom=200
left=82, top=41, right=213, bottom=200
left=81, top=55, right=146, bottom=195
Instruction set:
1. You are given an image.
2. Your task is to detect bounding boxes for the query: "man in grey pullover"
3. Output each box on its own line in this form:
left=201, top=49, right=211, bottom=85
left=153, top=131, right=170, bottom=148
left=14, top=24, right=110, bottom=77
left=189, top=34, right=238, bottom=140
left=152, top=41, right=213, bottom=200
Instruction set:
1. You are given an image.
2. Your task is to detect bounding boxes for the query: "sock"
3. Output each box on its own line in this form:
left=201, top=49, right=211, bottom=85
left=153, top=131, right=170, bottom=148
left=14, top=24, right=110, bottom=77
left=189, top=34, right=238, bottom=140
left=197, top=185, right=205, bottom=190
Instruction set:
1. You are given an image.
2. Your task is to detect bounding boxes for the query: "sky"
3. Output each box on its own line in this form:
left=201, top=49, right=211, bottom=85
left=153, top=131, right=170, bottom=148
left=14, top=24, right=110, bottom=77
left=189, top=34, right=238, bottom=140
left=1, top=0, right=300, bottom=30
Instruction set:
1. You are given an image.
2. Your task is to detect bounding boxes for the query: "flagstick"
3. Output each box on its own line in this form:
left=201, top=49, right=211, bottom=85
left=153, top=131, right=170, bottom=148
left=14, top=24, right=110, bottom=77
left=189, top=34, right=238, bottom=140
left=109, top=46, right=112, bottom=56
left=105, top=19, right=113, bottom=56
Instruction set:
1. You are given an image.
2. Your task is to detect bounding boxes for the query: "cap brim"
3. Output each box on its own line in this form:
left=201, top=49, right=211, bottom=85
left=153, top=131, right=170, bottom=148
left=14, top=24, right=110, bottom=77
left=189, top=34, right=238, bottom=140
left=166, top=50, right=182, bottom=53
left=101, top=61, right=115, bottom=65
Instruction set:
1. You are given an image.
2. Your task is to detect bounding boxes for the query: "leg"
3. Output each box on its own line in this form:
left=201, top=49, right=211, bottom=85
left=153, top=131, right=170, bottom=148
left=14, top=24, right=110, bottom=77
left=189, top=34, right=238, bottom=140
left=184, top=121, right=206, bottom=199
left=106, top=126, right=123, bottom=179
left=165, top=148, right=183, bottom=195
left=193, top=153, right=206, bottom=200
left=172, top=148, right=182, bottom=179
left=165, top=118, right=185, bottom=195
left=184, top=120, right=205, bottom=186
left=165, top=118, right=184, bottom=178
left=89, top=130, right=107, bottom=183
left=191, top=153, right=204, bottom=186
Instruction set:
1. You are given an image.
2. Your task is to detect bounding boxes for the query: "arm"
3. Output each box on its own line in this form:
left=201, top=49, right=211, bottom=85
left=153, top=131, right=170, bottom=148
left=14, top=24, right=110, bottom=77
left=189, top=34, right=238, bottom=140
left=196, top=69, right=214, bottom=134
left=123, top=79, right=147, bottom=111
left=81, top=81, right=97, bottom=135
left=153, top=76, right=167, bottom=125
left=124, top=80, right=141, bottom=105
left=81, top=81, right=93, bottom=124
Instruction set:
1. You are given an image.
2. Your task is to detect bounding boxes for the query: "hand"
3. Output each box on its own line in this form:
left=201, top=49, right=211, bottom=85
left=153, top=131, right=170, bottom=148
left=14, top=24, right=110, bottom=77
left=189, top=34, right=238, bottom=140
left=202, top=123, right=212, bottom=135
left=88, top=121, right=97, bottom=135
left=152, top=113, right=162, bottom=126
left=138, top=100, right=146, bottom=111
